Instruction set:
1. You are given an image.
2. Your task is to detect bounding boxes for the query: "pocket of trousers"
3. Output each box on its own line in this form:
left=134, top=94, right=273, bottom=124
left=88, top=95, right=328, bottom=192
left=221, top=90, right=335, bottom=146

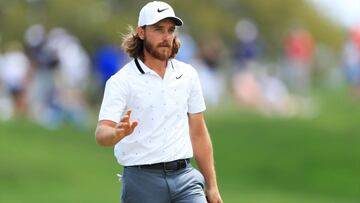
left=192, top=168, right=205, bottom=190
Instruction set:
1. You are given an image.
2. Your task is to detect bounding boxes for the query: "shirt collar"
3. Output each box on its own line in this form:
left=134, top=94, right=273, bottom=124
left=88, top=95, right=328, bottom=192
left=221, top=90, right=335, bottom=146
left=134, top=58, right=174, bottom=75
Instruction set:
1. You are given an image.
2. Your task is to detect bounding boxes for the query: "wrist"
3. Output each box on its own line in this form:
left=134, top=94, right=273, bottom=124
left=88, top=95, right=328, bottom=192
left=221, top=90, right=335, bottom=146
left=205, top=179, right=218, bottom=190
left=206, top=185, right=219, bottom=192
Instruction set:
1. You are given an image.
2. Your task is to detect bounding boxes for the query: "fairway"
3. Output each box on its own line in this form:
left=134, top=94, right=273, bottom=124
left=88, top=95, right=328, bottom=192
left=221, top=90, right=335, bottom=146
left=1, top=88, right=360, bottom=203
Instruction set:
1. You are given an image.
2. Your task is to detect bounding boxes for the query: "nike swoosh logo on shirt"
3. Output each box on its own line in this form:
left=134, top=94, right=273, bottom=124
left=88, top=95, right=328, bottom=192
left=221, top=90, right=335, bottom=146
left=176, top=74, right=183, bottom=79
left=157, top=8, right=169, bottom=12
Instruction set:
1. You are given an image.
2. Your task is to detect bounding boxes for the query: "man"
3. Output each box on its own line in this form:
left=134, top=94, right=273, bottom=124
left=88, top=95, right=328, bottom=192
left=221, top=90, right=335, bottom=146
left=95, top=1, right=222, bottom=202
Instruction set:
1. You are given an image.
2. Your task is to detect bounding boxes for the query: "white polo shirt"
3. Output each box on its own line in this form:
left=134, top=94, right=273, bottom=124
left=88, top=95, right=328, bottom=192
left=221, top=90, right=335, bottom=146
left=98, top=58, right=206, bottom=166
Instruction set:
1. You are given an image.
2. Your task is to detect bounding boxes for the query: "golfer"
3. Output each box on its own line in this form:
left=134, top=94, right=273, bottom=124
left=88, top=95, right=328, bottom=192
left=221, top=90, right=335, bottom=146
left=95, top=1, right=222, bottom=202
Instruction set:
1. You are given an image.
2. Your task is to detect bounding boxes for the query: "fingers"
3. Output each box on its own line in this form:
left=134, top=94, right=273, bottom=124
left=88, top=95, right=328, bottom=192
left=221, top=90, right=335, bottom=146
left=120, top=109, right=132, bottom=122
left=117, top=122, right=128, bottom=128
left=131, top=120, right=138, bottom=129
left=116, top=110, right=139, bottom=136
left=126, top=109, right=132, bottom=117
left=118, top=120, right=138, bottom=130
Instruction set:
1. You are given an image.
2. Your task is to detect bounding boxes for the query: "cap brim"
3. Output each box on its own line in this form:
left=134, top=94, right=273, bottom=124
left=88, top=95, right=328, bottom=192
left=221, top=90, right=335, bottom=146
left=145, top=16, right=183, bottom=26
left=168, top=17, right=183, bottom=26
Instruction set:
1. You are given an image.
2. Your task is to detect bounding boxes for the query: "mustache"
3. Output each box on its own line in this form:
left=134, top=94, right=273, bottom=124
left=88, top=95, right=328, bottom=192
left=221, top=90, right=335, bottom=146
left=158, top=42, right=171, bottom=47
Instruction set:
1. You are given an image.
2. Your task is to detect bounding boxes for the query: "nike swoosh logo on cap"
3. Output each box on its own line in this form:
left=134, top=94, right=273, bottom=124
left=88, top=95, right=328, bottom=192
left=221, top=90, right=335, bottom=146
left=157, top=8, right=169, bottom=12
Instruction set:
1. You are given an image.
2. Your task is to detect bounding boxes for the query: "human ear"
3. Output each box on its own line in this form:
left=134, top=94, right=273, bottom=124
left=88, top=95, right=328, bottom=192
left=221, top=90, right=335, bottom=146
left=136, top=26, right=145, bottom=40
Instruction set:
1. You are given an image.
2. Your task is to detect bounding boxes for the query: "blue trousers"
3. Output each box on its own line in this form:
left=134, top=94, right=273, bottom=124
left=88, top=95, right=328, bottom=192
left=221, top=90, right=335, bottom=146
left=121, top=164, right=207, bottom=203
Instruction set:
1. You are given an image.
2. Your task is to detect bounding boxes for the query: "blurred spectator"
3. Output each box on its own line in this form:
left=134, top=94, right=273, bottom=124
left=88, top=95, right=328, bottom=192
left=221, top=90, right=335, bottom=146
left=0, top=50, right=14, bottom=120
left=342, top=26, right=360, bottom=98
left=282, top=26, right=315, bottom=94
left=25, top=24, right=59, bottom=128
left=24, top=25, right=91, bottom=129
left=47, top=28, right=91, bottom=129
left=230, top=19, right=315, bottom=117
left=233, top=65, right=316, bottom=118
left=232, top=68, right=263, bottom=109
left=258, top=67, right=300, bottom=117
left=94, top=44, right=129, bottom=88
left=314, top=43, right=344, bottom=90
left=232, top=19, right=264, bottom=111
left=0, top=41, right=31, bottom=117
left=233, top=18, right=263, bottom=70
left=176, top=30, right=197, bottom=63
left=192, top=35, right=226, bottom=107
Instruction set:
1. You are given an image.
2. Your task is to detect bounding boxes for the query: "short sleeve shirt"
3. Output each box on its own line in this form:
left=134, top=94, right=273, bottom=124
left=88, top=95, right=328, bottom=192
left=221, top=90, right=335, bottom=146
left=98, top=58, right=206, bottom=166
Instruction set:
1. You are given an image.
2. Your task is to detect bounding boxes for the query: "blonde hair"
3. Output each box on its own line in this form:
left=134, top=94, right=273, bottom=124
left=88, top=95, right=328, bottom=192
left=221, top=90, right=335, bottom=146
left=121, top=26, right=181, bottom=59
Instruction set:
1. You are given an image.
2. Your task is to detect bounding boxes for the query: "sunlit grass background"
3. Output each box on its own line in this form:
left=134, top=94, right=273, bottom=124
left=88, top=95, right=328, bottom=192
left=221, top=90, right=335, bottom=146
left=1, top=87, right=359, bottom=203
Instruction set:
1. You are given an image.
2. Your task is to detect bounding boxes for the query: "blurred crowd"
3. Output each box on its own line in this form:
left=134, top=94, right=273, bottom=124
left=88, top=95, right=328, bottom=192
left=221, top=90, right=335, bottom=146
left=0, top=24, right=92, bottom=128
left=1, top=21, right=360, bottom=128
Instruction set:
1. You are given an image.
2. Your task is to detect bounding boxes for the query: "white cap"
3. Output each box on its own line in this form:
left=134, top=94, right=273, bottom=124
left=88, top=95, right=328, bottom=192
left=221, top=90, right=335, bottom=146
left=138, top=1, right=183, bottom=27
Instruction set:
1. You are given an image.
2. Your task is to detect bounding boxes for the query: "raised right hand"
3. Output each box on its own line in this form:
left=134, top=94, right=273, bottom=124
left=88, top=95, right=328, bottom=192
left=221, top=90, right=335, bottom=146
left=114, top=109, right=139, bottom=139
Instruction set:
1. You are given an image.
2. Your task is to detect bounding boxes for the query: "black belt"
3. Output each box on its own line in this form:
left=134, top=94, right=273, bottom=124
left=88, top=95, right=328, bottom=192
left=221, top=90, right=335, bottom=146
left=131, top=159, right=190, bottom=171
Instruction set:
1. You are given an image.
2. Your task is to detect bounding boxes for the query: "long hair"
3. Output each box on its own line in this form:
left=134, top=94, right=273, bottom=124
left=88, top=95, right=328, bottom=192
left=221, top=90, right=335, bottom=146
left=121, top=26, right=181, bottom=60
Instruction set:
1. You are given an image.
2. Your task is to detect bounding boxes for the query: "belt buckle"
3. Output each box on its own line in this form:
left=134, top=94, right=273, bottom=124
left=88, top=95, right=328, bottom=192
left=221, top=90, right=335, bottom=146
left=178, top=159, right=185, bottom=169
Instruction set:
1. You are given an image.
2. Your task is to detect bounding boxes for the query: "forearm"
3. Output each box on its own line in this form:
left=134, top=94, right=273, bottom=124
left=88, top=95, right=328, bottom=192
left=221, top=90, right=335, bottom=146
left=95, top=125, right=119, bottom=147
left=192, top=131, right=218, bottom=190
left=95, top=114, right=138, bottom=147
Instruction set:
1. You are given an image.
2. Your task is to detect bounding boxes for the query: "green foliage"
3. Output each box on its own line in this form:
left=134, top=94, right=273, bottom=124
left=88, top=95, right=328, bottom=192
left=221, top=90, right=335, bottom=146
left=0, top=0, right=344, bottom=56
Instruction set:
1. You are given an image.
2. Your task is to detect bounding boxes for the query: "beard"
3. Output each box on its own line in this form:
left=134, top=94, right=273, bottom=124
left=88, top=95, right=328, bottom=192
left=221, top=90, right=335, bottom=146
left=144, top=38, right=172, bottom=61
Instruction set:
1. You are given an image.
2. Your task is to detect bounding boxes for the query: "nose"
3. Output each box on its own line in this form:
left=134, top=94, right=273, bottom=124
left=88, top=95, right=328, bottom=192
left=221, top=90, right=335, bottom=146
left=163, top=32, right=171, bottom=41
left=163, top=29, right=175, bottom=40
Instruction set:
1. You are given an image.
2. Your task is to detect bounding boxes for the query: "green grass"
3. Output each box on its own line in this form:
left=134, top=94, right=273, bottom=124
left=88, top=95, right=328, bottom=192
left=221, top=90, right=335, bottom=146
left=0, top=120, right=120, bottom=203
left=1, top=88, right=360, bottom=203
